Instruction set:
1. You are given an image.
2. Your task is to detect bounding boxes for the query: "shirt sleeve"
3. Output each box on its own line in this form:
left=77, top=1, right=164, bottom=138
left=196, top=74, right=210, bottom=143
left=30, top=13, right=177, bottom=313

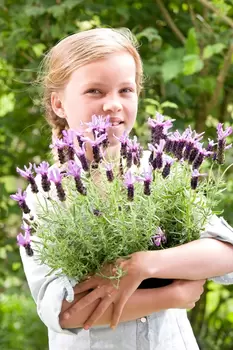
left=20, top=179, right=81, bottom=335
left=200, top=215, right=233, bottom=284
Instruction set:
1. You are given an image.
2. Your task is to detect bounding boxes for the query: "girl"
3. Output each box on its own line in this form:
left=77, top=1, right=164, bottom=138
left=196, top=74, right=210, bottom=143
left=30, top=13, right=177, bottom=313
left=20, top=28, right=233, bottom=350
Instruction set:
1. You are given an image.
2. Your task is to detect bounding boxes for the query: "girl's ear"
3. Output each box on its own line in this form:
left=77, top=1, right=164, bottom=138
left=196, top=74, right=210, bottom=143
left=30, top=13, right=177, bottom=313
left=51, top=92, right=66, bottom=119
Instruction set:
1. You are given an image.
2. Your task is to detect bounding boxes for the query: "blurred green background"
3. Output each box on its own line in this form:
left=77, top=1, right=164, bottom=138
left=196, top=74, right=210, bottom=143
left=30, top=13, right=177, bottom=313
left=1, top=0, right=233, bottom=349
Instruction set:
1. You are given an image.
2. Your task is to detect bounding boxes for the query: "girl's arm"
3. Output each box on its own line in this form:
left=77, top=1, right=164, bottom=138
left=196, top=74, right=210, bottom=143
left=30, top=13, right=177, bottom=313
left=66, top=216, right=233, bottom=329
left=59, top=279, right=205, bottom=329
left=148, top=238, right=233, bottom=280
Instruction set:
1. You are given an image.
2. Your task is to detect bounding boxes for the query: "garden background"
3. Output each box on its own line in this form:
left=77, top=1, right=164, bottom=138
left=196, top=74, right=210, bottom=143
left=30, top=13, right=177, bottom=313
left=1, top=0, right=233, bottom=349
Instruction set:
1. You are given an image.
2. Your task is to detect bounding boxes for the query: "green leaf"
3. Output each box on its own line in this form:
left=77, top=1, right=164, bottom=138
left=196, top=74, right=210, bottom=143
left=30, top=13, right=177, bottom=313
left=185, top=28, right=200, bottom=55
left=203, top=43, right=226, bottom=60
left=161, top=59, right=183, bottom=82
left=32, top=43, right=46, bottom=58
left=136, top=27, right=161, bottom=43
left=161, top=101, right=178, bottom=109
left=183, top=54, right=204, bottom=75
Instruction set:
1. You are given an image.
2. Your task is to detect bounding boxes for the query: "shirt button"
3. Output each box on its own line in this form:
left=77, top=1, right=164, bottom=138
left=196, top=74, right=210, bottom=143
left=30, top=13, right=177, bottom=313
left=140, top=317, right=147, bottom=323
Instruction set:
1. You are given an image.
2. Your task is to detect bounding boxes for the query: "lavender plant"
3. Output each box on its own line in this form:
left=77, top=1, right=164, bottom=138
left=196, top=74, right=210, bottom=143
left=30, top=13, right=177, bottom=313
left=11, top=114, right=232, bottom=282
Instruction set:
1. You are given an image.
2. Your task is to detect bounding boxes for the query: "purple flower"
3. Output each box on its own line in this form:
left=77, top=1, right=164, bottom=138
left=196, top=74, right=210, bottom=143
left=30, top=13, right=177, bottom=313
left=148, top=113, right=174, bottom=145
left=104, top=163, right=114, bottom=182
left=10, top=188, right=27, bottom=202
left=62, top=129, right=75, bottom=146
left=48, top=167, right=63, bottom=184
left=114, top=131, right=130, bottom=158
left=10, top=189, right=30, bottom=214
left=83, top=132, right=107, bottom=164
left=151, top=227, right=167, bottom=247
left=84, top=115, right=111, bottom=135
left=217, top=123, right=233, bottom=140
left=127, top=136, right=143, bottom=167
left=86, top=132, right=107, bottom=147
left=75, top=143, right=89, bottom=172
left=148, top=139, right=166, bottom=169
left=34, top=161, right=50, bottom=176
left=74, top=130, right=85, bottom=148
left=216, top=124, right=233, bottom=164
left=192, top=146, right=212, bottom=170
left=50, top=138, right=67, bottom=150
left=17, top=225, right=33, bottom=256
left=34, top=161, right=51, bottom=192
left=136, top=165, right=153, bottom=195
left=16, top=163, right=34, bottom=179
left=191, top=169, right=207, bottom=190
left=48, top=168, right=66, bottom=201
left=67, top=160, right=82, bottom=179
left=16, top=163, right=38, bottom=193
left=123, top=170, right=136, bottom=201
left=162, top=155, right=175, bottom=178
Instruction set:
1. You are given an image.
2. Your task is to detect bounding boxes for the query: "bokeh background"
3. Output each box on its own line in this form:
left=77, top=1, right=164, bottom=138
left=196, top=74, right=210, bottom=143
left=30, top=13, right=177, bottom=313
left=1, top=1, right=233, bottom=349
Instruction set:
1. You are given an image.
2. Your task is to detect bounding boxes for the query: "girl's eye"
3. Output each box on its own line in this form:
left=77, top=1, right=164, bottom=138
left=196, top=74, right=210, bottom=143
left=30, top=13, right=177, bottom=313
left=120, top=88, right=134, bottom=93
left=86, top=89, right=101, bottom=95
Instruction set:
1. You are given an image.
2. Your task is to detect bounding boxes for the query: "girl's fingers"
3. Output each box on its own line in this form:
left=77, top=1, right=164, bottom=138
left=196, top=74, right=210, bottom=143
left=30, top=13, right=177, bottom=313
left=62, top=287, right=103, bottom=319
left=110, top=298, right=127, bottom=329
left=73, top=279, right=98, bottom=294
left=84, top=297, right=113, bottom=329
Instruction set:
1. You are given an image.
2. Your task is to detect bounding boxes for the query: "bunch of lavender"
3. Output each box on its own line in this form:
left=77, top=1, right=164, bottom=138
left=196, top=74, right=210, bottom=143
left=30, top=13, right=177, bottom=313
left=11, top=114, right=232, bottom=282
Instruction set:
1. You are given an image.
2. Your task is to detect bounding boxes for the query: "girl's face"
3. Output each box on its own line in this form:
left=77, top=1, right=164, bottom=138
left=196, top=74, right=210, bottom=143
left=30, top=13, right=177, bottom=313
left=52, top=51, right=138, bottom=151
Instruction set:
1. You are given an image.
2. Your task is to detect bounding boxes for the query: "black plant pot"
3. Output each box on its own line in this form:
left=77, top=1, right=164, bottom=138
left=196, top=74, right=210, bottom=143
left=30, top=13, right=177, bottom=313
left=138, top=278, right=173, bottom=289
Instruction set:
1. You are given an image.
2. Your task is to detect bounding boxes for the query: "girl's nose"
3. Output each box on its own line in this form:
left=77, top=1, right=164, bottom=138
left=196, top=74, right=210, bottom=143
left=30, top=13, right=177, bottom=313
left=103, top=100, right=122, bottom=113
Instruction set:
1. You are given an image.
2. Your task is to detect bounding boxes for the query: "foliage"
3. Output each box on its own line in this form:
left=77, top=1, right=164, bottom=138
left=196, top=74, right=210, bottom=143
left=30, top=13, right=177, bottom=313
left=1, top=0, right=233, bottom=349
left=0, top=292, right=47, bottom=350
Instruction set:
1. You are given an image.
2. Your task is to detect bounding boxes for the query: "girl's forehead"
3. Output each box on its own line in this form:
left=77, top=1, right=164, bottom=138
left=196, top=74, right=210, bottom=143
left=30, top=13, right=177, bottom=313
left=75, top=52, right=136, bottom=77
left=69, top=52, right=136, bottom=86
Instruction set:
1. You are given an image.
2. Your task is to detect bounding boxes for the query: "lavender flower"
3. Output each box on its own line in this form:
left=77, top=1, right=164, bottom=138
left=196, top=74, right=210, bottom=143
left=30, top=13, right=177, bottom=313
left=192, top=146, right=212, bottom=170
left=123, top=170, right=136, bottom=201
left=34, top=161, right=51, bottom=192
left=74, top=130, right=85, bottom=148
left=104, top=163, right=114, bottom=182
left=85, top=132, right=107, bottom=165
left=148, top=140, right=166, bottom=170
left=216, top=123, right=233, bottom=164
left=10, top=189, right=30, bottom=214
left=148, top=113, right=173, bottom=145
left=74, top=143, right=89, bottom=172
left=62, top=130, right=75, bottom=160
left=191, top=169, right=207, bottom=190
left=127, top=136, right=142, bottom=167
left=172, top=130, right=188, bottom=160
left=48, top=168, right=66, bottom=201
left=67, top=160, right=86, bottom=195
left=188, top=142, right=202, bottom=165
left=164, top=137, right=174, bottom=153
left=50, top=138, right=67, bottom=164
left=151, top=227, right=167, bottom=247
left=114, top=131, right=130, bottom=158
left=183, top=128, right=204, bottom=161
left=84, top=115, right=111, bottom=138
left=17, top=224, right=33, bottom=256
left=16, top=163, right=38, bottom=193
left=136, top=165, right=153, bottom=195
left=162, top=155, right=175, bottom=178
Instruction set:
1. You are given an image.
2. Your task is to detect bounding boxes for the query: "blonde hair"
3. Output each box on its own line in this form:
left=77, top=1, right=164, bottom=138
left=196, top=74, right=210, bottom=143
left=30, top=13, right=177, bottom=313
left=38, top=28, right=143, bottom=139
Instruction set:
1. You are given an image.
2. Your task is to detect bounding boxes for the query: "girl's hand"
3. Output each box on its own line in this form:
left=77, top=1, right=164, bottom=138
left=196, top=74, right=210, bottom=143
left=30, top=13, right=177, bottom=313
left=169, top=279, right=206, bottom=309
left=61, top=252, right=151, bottom=329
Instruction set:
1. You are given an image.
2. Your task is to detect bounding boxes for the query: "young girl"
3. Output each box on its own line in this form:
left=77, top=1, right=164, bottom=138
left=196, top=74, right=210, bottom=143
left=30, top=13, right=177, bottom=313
left=20, top=28, right=233, bottom=350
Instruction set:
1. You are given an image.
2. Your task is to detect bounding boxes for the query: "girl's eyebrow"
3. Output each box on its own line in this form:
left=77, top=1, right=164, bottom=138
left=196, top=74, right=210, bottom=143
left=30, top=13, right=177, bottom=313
left=81, top=81, right=136, bottom=88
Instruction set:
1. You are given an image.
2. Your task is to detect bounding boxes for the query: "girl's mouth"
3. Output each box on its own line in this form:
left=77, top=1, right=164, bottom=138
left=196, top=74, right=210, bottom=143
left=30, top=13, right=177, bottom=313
left=111, top=121, right=124, bottom=127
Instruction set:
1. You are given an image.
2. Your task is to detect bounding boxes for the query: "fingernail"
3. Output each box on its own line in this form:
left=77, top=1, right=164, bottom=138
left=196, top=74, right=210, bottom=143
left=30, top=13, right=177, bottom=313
left=84, top=324, right=90, bottom=330
left=111, top=325, right=116, bottom=330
